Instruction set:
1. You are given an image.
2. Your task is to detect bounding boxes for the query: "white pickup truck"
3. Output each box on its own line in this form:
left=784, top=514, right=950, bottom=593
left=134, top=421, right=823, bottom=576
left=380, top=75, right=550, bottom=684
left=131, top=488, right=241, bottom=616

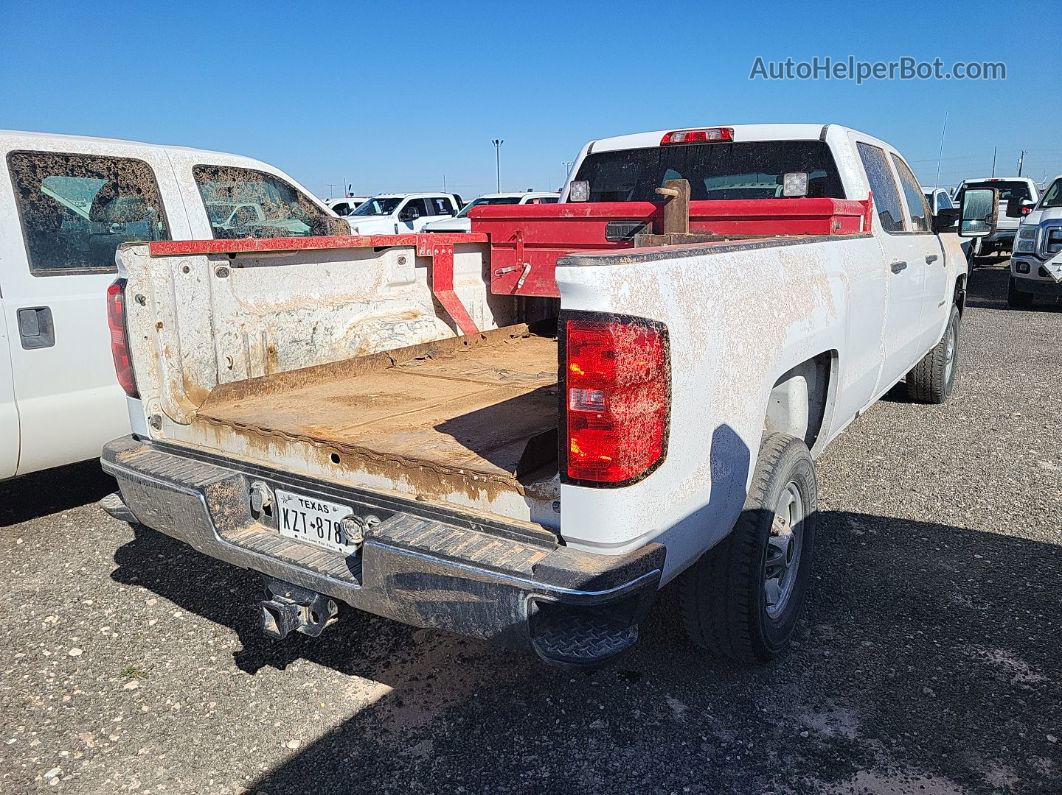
left=0, top=130, right=345, bottom=479
left=345, top=193, right=462, bottom=235
left=100, top=124, right=995, bottom=667
left=1008, top=174, right=1062, bottom=307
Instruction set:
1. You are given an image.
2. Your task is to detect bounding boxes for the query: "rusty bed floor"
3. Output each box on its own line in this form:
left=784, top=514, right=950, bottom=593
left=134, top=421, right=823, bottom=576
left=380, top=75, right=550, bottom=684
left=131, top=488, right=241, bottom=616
left=195, top=327, right=560, bottom=494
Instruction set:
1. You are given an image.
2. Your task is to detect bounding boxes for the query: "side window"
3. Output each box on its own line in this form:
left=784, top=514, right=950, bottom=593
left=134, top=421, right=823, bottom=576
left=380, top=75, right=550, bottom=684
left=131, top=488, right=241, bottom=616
left=193, top=165, right=332, bottom=239
left=8, top=150, right=169, bottom=275
left=856, top=142, right=906, bottom=233
left=428, top=197, right=453, bottom=216
left=890, top=155, right=931, bottom=232
left=539, top=197, right=559, bottom=204
left=331, top=202, right=350, bottom=216
left=398, top=199, right=425, bottom=222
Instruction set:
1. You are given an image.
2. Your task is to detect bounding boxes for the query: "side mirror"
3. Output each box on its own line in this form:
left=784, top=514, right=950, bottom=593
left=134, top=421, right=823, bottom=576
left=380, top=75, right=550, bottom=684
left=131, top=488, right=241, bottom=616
left=931, top=207, right=960, bottom=233
left=958, top=187, right=998, bottom=238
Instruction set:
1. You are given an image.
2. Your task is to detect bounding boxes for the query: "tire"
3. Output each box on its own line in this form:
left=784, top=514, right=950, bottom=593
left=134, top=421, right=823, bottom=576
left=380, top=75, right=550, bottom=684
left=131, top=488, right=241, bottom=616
left=904, top=305, right=964, bottom=403
left=906, top=305, right=960, bottom=404
left=1007, top=277, right=1035, bottom=309
left=678, top=433, right=818, bottom=663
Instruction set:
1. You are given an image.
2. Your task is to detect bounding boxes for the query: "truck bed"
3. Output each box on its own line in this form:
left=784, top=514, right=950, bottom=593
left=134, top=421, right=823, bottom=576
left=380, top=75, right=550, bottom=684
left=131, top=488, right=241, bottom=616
left=195, top=325, right=560, bottom=506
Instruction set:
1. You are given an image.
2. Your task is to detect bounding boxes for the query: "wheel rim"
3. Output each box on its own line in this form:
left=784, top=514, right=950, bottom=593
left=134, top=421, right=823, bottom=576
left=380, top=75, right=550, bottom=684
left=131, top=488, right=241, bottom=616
left=764, top=482, right=804, bottom=619
left=943, top=320, right=956, bottom=384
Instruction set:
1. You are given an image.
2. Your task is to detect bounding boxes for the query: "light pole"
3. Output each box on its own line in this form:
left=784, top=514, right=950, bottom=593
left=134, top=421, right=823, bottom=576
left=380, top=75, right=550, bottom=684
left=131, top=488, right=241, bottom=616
left=492, top=139, right=504, bottom=191
left=562, top=161, right=572, bottom=184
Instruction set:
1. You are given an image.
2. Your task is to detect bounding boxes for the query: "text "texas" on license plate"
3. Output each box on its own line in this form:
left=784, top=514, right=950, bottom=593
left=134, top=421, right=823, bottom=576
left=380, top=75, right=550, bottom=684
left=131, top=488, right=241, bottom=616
left=275, top=489, right=355, bottom=554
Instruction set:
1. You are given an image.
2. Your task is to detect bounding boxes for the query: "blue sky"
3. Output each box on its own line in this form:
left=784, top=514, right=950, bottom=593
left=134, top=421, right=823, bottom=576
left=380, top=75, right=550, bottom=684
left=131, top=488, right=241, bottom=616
left=3, top=1, right=1060, bottom=198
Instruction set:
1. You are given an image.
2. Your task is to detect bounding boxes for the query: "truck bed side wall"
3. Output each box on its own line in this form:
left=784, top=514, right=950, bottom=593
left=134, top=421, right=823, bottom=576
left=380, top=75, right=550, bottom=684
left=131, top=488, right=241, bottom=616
left=555, top=235, right=887, bottom=581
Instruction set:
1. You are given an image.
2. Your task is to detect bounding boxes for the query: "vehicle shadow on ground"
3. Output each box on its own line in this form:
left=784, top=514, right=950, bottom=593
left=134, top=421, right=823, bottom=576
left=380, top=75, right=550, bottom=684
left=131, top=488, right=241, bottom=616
left=0, top=460, right=115, bottom=526
left=110, top=511, right=1060, bottom=793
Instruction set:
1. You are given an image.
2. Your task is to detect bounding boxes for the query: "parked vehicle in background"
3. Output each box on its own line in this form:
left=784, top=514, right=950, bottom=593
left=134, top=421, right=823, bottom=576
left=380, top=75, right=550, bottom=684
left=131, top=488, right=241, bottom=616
left=101, top=123, right=993, bottom=669
left=953, top=177, right=1040, bottom=260
left=423, top=191, right=558, bottom=233
left=1008, top=174, right=1062, bottom=307
left=345, top=193, right=462, bottom=234
left=0, top=130, right=344, bottom=479
left=326, top=197, right=369, bottom=216
left=922, top=186, right=954, bottom=214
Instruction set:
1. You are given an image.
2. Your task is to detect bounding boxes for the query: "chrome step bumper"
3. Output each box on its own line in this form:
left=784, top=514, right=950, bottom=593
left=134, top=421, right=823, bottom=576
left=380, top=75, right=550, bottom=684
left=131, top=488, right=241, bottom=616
left=101, top=436, right=664, bottom=666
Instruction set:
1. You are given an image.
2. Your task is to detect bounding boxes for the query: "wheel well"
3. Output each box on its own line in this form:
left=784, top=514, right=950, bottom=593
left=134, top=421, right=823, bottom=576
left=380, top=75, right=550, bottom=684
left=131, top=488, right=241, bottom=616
left=765, top=352, right=833, bottom=452
left=954, top=274, right=967, bottom=314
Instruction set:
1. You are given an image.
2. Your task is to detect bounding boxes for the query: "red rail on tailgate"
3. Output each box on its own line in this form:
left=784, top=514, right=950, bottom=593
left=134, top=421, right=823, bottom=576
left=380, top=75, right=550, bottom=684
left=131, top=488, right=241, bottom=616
left=473, top=198, right=871, bottom=298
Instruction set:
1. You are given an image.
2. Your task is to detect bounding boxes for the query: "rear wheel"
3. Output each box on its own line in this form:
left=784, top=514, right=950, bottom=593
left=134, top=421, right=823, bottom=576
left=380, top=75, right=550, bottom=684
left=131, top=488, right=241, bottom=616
left=1007, top=277, right=1035, bottom=309
left=678, top=433, right=817, bottom=663
left=906, top=305, right=960, bottom=404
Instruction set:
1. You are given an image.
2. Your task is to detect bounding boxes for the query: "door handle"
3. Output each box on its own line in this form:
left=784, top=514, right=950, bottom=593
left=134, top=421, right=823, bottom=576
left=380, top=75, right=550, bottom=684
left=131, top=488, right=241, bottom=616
left=890, top=260, right=908, bottom=274
left=925, top=254, right=939, bottom=264
left=17, top=306, right=55, bottom=349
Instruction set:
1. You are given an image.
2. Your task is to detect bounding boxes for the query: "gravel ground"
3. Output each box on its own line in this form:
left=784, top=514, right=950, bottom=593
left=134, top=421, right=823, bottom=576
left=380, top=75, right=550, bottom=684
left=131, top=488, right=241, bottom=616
left=0, top=263, right=1059, bottom=794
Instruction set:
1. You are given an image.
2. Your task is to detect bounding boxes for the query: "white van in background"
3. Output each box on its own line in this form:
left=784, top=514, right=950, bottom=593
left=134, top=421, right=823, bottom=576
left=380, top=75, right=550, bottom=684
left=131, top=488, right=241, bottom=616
left=0, top=130, right=345, bottom=478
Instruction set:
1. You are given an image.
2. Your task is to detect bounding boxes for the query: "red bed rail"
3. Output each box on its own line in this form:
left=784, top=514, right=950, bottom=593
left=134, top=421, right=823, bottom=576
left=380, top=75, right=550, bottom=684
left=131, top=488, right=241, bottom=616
left=472, top=198, right=872, bottom=298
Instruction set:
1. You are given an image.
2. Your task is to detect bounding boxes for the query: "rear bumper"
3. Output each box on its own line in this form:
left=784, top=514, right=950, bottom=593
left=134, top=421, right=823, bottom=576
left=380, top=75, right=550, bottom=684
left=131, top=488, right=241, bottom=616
left=101, top=436, right=663, bottom=666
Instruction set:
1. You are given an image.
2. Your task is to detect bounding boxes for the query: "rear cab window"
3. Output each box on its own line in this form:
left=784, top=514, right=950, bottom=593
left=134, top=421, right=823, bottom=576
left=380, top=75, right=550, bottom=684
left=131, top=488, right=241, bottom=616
left=7, top=150, right=170, bottom=275
left=572, top=140, right=845, bottom=202
left=856, top=142, right=906, bottom=233
left=193, top=165, right=333, bottom=239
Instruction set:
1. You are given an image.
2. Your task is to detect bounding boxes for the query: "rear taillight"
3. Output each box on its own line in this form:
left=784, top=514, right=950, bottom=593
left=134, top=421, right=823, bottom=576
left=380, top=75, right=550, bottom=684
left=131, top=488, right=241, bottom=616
left=106, top=278, right=138, bottom=398
left=1021, top=205, right=1032, bottom=216
left=564, top=315, right=669, bottom=485
left=660, top=127, right=734, bottom=145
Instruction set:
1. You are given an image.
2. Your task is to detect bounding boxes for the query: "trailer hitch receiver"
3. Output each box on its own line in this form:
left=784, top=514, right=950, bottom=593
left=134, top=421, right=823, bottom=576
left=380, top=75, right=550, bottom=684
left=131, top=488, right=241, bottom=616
left=259, top=579, right=339, bottom=640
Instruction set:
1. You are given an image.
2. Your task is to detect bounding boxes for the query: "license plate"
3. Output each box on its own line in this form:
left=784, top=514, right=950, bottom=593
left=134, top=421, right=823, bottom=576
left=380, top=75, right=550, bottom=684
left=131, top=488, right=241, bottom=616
left=275, top=489, right=355, bottom=553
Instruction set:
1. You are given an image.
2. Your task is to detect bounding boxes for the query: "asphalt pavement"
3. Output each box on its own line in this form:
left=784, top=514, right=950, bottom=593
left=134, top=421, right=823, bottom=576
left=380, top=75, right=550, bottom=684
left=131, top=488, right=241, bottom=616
left=0, top=263, right=1059, bottom=794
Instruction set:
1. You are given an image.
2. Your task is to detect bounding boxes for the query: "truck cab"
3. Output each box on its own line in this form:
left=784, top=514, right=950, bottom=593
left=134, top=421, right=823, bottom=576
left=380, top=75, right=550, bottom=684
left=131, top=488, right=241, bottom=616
left=346, top=193, right=462, bottom=235
left=0, top=130, right=341, bottom=478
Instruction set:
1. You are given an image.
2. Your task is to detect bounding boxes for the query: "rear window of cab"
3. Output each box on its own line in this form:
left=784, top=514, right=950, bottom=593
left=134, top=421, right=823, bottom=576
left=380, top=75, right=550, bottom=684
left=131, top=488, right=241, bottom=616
left=573, top=140, right=845, bottom=202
